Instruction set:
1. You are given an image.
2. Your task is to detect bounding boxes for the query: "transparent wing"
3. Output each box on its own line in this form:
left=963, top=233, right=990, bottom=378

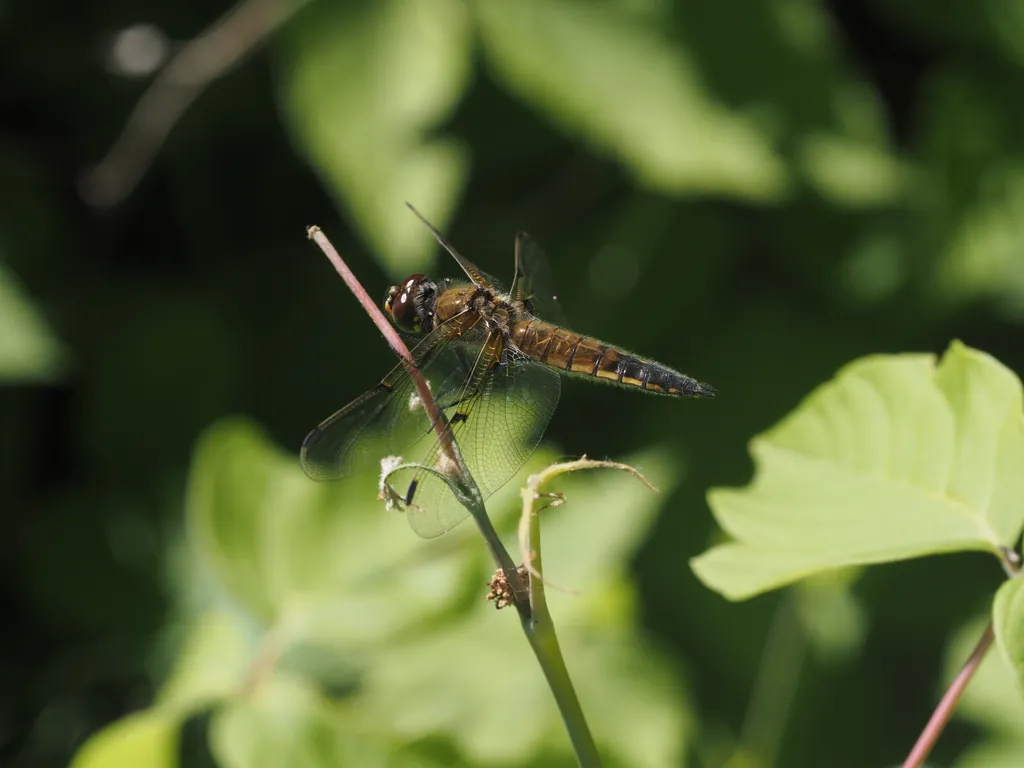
left=300, top=320, right=485, bottom=481
left=513, top=231, right=567, bottom=325
left=389, top=351, right=562, bottom=538
left=406, top=203, right=501, bottom=292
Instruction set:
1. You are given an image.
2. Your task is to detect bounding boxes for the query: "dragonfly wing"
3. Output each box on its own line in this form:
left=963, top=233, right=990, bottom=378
left=392, top=349, right=562, bottom=538
left=513, top=231, right=568, bottom=326
left=405, top=203, right=500, bottom=292
left=300, top=321, right=484, bottom=481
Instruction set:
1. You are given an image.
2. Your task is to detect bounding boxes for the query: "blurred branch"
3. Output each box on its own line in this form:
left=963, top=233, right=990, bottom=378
left=80, top=0, right=306, bottom=208
left=734, top=592, right=806, bottom=768
left=901, top=622, right=994, bottom=768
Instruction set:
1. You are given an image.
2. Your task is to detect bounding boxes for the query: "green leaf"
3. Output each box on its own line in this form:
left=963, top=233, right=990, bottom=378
left=186, top=418, right=484, bottom=642
left=210, top=675, right=436, bottom=768
left=353, top=450, right=691, bottom=767
left=70, top=711, right=178, bottom=768
left=797, top=133, right=911, bottom=206
left=994, top=576, right=1024, bottom=703
left=953, top=740, right=1024, bottom=768
left=156, top=610, right=253, bottom=717
left=279, top=0, right=471, bottom=274
left=693, top=341, right=1024, bottom=600
left=0, top=261, right=64, bottom=382
left=475, top=0, right=787, bottom=201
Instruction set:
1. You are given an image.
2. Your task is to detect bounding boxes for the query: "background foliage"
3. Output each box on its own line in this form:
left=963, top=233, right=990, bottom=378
left=4, top=0, right=1024, bottom=766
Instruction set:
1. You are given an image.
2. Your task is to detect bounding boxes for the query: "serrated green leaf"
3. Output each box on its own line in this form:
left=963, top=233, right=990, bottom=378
left=693, top=342, right=1024, bottom=600
left=69, top=711, right=178, bottom=768
left=0, top=261, right=64, bottom=382
left=994, top=576, right=1024, bottom=703
left=279, top=0, right=471, bottom=274
left=156, top=610, right=253, bottom=717
left=475, top=0, right=786, bottom=200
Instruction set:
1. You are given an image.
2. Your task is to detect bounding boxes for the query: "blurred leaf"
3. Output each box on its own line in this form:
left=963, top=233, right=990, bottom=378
left=354, top=450, right=691, bottom=767
left=157, top=610, right=253, bottom=717
left=994, top=576, right=1024, bottom=702
left=913, top=67, right=1024, bottom=314
left=693, top=341, right=1024, bottom=600
left=0, top=261, right=64, bottom=382
left=210, top=674, right=435, bottom=768
left=947, top=615, right=1024, bottom=735
left=475, top=0, right=787, bottom=200
left=186, top=418, right=482, bottom=642
left=279, top=0, right=471, bottom=274
left=797, top=133, right=911, bottom=206
left=794, top=573, right=867, bottom=662
left=70, top=710, right=178, bottom=768
left=953, top=739, right=1024, bottom=768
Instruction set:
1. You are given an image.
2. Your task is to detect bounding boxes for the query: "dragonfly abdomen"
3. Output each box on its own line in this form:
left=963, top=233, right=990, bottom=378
left=511, top=321, right=715, bottom=397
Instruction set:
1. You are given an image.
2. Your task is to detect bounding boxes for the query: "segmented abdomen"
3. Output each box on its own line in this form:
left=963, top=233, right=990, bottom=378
left=510, top=320, right=714, bottom=397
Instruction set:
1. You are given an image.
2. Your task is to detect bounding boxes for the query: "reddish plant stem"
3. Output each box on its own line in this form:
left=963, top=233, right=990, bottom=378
left=305, top=226, right=524, bottom=606
left=306, top=225, right=459, bottom=470
left=901, top=622, right=995, bottom=768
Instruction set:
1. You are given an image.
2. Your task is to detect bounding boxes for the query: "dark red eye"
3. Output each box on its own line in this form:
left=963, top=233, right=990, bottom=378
left=384, top=274, right=432, bottom=333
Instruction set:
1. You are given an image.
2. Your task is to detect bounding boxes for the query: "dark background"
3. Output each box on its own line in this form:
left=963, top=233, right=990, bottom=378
left=3, top=0, right=1023, bottom=766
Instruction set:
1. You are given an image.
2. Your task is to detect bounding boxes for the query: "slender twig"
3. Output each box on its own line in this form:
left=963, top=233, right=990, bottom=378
left=305, top=226, right=526, bottom=613
left=901, top=623, right=995, bottom=768
left=516, top=457, right=657, bottom=767
left=80, top=0, right=306, bottom=208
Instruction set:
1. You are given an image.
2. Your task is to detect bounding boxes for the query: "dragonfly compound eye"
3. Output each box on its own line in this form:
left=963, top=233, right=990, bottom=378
left=384, top=273, right=435, bottom=333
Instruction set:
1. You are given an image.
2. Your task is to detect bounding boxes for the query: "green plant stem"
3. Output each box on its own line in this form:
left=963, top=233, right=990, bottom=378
left=516, top=457, right=654, bottom=767
left=521, top=475, right=601, bottom=768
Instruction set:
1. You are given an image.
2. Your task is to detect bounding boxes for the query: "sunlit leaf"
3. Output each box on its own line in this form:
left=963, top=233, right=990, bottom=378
left=797, top=133, right=910, bottom=206
left=157, top=610, right=253, bottom=717
left=994, top=576, right=1024, bottom=703
left=279, top=0, right=471, bottom=274
left=210, top=674, right=436, bottom=768
left=187, top=418, right=488, bottom=643
left=0, top=261, right=64, bottom=382
left=693, top=342, right=1024, bottom=600
left=952, top=739, right=1024, bottom=768
left=69, top=711, right=177, bottom=768
left=475, top=0, right=787, bottom=201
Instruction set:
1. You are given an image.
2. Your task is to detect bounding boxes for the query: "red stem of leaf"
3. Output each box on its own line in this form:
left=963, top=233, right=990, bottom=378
left=901, top=622, right=995, bottom=768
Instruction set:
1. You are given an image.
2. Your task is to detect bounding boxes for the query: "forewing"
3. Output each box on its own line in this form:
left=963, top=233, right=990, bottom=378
left=405, top=203, right=498, bottom=292
left=391, top=353, right=562, bottom=538
left=514, top=232, right=568, bottom=325
left=300, top=322, right=484, bottom=481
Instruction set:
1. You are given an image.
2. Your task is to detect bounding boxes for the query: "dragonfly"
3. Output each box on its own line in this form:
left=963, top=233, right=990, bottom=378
left=301, top=207, right=716, bottom=538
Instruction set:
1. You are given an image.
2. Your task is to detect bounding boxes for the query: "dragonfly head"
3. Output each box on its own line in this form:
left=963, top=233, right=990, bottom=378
left=385, top=274, right=438, bottom=333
